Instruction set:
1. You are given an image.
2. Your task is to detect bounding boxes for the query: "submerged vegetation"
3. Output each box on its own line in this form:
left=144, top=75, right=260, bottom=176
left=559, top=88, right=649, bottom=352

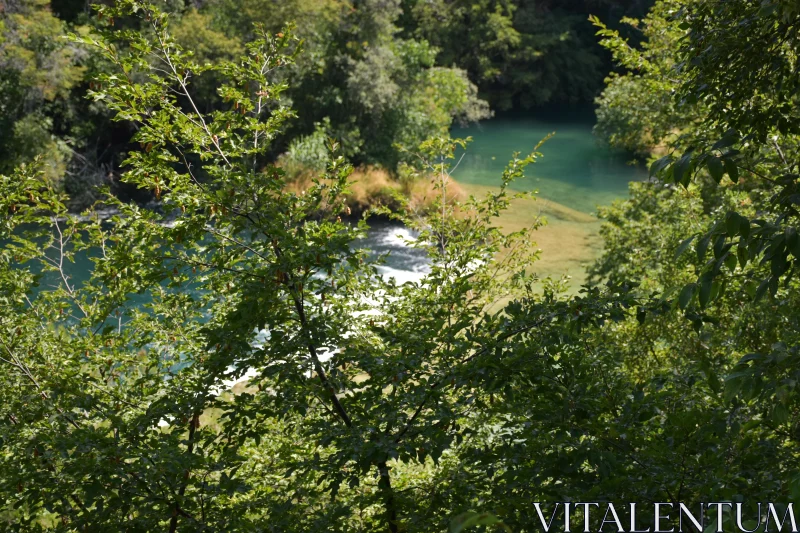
left=2, top=0, right=800, bottom=532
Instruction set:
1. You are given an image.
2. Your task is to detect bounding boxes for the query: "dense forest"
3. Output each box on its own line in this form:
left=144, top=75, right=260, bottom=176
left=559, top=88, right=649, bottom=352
left=1, top=0, right=651, bottom=210
left=2, top=0, right=800, bottom=532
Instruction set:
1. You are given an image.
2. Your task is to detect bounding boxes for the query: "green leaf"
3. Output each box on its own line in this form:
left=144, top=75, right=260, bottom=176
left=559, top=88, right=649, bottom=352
left=649, top=155, right=673, bottom=177
left=738, top=353, right=761, bottom=364
left=772, top=403, right=790, bottom=424
left=724, top=252, right=738, bottom=272
left=706, top=156, right=724, bottom=183
left=713, top=234, right=727, bottom=259
left=786, top=227, right=800, bottom=257
left=698, top=277, right=713, bottom=307
left=673, top=151, right=693, bottom=186
left=737, top=244, right=749, bottom=268
left=675, top=235, right=696, bottom=259
left=724, top=374, right=745, bottom=403
left=725, top=212, right=739, bottom=237
left=678, top=283, right=697, bottom=310
left=696, top=234, right=711, bottom=262
left=723, top=158, right=739, bottom=182
left=712, top=129, right=739, bottom=150
left=769, top=275, right=779, bottom=296
left=739, top=217, right=750, bottom=240
left=716, top=278, right=728, bottom=300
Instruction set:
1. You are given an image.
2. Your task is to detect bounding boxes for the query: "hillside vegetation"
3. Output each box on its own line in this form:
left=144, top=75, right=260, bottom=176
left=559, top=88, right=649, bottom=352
left=2, top=0, right=800, bottom=531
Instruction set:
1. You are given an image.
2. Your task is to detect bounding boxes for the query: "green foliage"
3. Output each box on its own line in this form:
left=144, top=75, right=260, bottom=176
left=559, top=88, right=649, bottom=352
left=401, top=0, right=652, bottom=110
left=678, top=0, right=800, bottom=143
left=203, top=0, right=491, bottom=170
left=588, top=1, right=800, bottom=521
left=636, top=0, right=800, bottom=309
left=592, top=0, right=695, bottom=156
left=0, top=4, right=582, bottom=529
left=289, top=0, right=492, bottom=169
left=0, top=0, right=86, bottom=184
left=282, top=118, right=334, bottom=175
left=596, top=0, right=800, bottom=321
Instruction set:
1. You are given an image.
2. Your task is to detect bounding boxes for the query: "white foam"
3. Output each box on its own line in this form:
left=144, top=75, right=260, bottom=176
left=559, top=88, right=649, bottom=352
left=376, top=265, right=428, bottom=285
left=377, top=226, right=418, bottom=246
left=218, top=366, right=260, bottom=391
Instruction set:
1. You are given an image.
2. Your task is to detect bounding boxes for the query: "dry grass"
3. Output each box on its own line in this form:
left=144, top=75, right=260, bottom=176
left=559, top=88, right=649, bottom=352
left=347, top=167, right=402, bottom=212
left=282, top=170, right=322, bottom=197
left=403, top=175, right=468, bottom=213
left=283, top=165, right=469, bottom=215
left=282, top=166, right=401, bottom=213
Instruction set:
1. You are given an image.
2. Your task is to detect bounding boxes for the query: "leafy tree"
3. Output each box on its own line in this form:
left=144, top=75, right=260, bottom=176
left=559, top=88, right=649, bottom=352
left=0, top=3, right=591, bottom=529
left=592, top=0, right=694, bottom=156
left=401, top=0, right=654, bottom=110
left=589, top=0, right=800, bottom=515
left=0, top=0, right=144, bottom=211
left=0, top=0, right=86, bottom=184
left=643, top=0, right=800, bottom=458
left=618, top=0, right=800, bottom=322
left=204, top=0, right=491, bottom=170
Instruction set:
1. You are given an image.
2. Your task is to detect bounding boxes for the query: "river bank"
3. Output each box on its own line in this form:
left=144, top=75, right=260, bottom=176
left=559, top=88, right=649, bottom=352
left=43, top=109, right=642, bottom=294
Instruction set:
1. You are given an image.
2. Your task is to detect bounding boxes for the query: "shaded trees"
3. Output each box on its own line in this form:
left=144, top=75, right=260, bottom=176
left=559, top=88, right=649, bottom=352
left=400, top=0, right=654, bottom=110
left=0, top=4, right=542, bottom=529
left=0, top=0, right=86, bottom=184
left=588, top=0, right=800, bottom=516
left=206, top=0, right=491, bottom=169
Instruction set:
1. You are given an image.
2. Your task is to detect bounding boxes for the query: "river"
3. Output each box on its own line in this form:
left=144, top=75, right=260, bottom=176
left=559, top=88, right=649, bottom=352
left=451, top=107, right=645, bottom=213
left=374, top=107, right=646, bottom=286
left=31, top=109, right=642, bottom=291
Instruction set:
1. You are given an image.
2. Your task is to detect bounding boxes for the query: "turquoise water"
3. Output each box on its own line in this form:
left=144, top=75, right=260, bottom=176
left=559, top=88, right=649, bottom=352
left=451, top=108, right=646, bottom=214
left=23, top=109, right=640, bottom=290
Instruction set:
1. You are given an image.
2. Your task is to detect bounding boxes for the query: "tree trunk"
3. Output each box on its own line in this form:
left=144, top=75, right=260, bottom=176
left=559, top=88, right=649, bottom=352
left=377, top=460, right=399, bottom=533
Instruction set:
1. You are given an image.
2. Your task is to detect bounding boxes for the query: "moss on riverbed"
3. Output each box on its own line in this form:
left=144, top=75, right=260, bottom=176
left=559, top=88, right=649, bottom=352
left=458, top=183, right=603, bottom=291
